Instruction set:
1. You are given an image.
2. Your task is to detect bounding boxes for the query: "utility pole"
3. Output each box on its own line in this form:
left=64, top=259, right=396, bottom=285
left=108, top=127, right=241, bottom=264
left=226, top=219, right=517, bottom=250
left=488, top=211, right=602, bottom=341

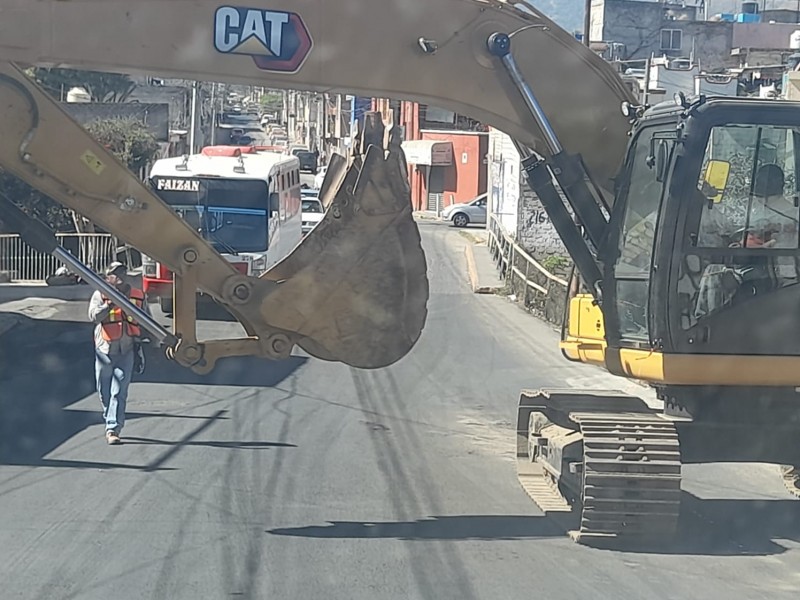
left=321, top=93, right=328, bottom=154
left=288, top=90, right=296, bottom=139
left=189, top=80, right=199, bottom=154
left=643, top=55, right=652, bottom=106
left=210, top=82, right=220, bottom=146
left=304, top=93, right=312, bottom=147
left=584, top=0, right=591, bottom=46
left=335, top=93, right=343, bottom=153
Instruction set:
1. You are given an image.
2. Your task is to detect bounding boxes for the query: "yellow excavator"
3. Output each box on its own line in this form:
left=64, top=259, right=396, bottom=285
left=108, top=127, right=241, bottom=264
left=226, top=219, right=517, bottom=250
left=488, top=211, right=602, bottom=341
left=1, top=0, right=800, bottom=543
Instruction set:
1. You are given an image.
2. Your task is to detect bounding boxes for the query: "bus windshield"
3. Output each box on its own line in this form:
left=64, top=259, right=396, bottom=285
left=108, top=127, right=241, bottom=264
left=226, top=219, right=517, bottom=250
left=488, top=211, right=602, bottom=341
left=152, top=178, right=269, bottom=253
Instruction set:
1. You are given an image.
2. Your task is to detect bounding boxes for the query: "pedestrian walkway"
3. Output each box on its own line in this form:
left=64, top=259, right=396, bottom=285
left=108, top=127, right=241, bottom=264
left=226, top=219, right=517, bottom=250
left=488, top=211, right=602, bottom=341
left=465, top=240, right=504, bottom=294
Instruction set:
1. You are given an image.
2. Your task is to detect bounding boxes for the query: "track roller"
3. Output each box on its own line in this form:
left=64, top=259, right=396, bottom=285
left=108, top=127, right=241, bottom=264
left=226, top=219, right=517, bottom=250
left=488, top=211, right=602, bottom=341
left=517, top=390, right=682, bottom=543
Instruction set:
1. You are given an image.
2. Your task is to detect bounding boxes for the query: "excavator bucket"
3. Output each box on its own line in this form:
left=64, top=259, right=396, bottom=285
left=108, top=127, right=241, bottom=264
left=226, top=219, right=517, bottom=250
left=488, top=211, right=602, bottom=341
left=259, top=113, right=429, bottom=369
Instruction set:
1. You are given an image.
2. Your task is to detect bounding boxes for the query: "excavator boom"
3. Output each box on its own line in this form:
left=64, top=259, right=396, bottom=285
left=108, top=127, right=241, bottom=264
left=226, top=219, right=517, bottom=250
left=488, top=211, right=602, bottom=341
left=0, top=61, right=428, bottom=371
left=0, top=0, right=633, bottom=192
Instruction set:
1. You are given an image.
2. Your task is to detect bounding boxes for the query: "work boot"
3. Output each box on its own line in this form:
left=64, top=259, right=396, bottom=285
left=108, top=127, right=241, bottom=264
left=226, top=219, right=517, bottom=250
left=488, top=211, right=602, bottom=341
left=106, top=430, right=121, bottom=445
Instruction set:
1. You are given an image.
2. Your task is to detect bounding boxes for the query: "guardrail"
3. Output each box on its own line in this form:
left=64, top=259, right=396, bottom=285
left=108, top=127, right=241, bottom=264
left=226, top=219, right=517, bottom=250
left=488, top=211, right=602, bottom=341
left=486, top=214, right=570, bottom=323
left=0, top=233, right=119, bottom=282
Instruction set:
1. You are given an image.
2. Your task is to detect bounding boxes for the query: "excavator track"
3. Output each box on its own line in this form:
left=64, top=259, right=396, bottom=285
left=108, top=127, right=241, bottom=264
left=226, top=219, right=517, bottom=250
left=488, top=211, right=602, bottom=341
left=516, top=391, right=682, bottom=544
left=570, top=413, right=681, bottom=542
left=517, top=457, right=574, bottom=514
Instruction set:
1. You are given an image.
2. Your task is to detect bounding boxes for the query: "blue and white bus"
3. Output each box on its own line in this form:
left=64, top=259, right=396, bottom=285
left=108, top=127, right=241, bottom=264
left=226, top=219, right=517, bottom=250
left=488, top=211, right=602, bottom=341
left=144, top=145, right=302, bottom=312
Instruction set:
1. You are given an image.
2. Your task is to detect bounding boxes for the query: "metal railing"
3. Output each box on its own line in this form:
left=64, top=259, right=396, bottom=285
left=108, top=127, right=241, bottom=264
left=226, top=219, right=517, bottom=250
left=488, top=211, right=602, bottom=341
left=0, top=233, right=119, bottom=282
left=486, top=214, right=569, bottom=322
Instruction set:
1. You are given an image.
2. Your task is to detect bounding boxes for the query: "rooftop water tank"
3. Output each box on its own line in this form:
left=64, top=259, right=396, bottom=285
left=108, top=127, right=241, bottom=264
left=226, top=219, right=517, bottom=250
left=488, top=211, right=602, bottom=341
left=791, top=30, right=800, bottom=50
left=66, top=87, right=90, bottom=103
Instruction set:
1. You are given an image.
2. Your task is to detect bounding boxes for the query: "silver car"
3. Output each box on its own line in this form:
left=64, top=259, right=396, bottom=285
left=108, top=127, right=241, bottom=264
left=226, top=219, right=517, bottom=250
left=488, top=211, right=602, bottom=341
left=441, top=194, right=487, bottom=227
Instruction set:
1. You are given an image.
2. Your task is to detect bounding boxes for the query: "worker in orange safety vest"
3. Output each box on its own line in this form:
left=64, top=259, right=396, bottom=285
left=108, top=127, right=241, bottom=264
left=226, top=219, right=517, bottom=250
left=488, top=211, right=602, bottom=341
left=88, top=261, right=148, bottom=445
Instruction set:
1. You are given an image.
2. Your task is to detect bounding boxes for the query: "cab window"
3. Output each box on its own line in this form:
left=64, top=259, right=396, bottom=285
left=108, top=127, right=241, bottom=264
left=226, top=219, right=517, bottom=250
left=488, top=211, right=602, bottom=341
left=680, top=124, right=800, bottom=328
left=695, top=124, right=800, bottom=250
left=611, top=126, right=671, bottom=342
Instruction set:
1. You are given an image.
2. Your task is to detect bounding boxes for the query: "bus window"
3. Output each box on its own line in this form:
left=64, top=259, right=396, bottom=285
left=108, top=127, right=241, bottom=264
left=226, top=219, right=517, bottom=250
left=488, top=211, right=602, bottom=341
left=154, top=179, right=269, bottom=252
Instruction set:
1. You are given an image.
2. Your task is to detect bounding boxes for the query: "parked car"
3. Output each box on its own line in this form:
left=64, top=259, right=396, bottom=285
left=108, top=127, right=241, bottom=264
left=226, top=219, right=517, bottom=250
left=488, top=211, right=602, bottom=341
left=441, top=194, right=488, bottom=227
left=301, top=195, right=324, bottom=236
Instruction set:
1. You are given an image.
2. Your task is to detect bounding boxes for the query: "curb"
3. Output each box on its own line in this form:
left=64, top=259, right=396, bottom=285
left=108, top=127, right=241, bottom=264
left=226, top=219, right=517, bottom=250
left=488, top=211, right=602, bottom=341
left=464, top=244, right=498, bottom=295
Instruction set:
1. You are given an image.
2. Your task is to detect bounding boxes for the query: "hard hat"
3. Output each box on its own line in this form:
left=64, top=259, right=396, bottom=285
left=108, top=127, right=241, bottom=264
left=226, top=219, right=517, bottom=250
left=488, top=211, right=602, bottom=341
left=105, top=261, right=127, bottom=276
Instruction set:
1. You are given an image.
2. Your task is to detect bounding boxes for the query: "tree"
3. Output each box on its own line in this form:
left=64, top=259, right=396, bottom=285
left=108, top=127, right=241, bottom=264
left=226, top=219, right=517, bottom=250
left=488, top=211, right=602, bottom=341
left=29, top=67, right=137, bottom=102
left=260, top=91, right=283, bottom=112
left=85, top=117, right=161, bottom=173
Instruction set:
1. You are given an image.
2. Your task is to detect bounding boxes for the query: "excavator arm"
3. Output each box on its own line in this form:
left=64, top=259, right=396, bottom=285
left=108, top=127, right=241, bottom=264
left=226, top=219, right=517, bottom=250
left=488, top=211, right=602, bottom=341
left=0, top=62, right=426, bottom=372
left=0, top=0, right=633, bottom=372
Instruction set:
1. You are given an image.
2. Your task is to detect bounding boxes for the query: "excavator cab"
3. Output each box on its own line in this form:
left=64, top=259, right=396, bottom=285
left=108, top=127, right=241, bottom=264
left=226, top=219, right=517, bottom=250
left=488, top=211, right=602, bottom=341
left=592, top=97, right=800, bottom=385
left=520, top=96, right=800, bottom=543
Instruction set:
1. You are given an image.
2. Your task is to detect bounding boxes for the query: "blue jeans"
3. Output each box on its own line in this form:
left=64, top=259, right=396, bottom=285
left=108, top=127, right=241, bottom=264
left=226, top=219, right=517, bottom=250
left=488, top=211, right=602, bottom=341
left=95, top=349, right=134, bottom=434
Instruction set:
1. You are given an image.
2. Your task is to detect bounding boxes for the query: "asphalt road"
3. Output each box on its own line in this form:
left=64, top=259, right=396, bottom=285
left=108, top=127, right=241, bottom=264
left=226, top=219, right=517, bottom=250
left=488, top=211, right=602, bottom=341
left=2, top=223, right=800, bottom=600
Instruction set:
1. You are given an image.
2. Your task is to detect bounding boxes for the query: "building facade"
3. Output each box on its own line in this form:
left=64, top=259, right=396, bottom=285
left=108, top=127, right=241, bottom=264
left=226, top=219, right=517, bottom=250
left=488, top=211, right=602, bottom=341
left=488, top=129, right=568, bottom=261
left=373, top=99, right=489, bottom=212
left=591, top=0, right=735, bottom=69
left=592, top=0, right=800, bottom=72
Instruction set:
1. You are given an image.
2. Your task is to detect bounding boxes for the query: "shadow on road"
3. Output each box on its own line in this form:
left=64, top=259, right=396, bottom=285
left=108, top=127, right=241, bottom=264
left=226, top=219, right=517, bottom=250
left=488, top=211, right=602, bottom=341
left=268, top=515, right=562, bottom=541
left=269, top=492, right=800, bottom=556
left=123, top=436, right=296, bottom=450
left=196, top=300, right=239, bottom=322
left=552, top=491, right=800, bottom=557
left=0, top=315, right=306, bottom=470
left=140, top=345, right=308, bottom=387
left=159, top=297, right=246, bottom=322
left=656, top=492, right=800, bottom=556
left=0, top=284, right=93, bottom=304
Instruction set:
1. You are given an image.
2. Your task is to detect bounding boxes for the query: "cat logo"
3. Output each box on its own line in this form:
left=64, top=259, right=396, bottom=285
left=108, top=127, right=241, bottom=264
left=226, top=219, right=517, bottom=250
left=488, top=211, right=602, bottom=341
left=214, top=6, right=313, bottom=73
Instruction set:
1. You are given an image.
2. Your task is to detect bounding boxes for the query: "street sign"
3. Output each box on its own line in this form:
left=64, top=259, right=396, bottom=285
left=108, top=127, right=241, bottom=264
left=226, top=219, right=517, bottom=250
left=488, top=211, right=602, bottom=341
left=214, top=6, right=313, bottom=73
